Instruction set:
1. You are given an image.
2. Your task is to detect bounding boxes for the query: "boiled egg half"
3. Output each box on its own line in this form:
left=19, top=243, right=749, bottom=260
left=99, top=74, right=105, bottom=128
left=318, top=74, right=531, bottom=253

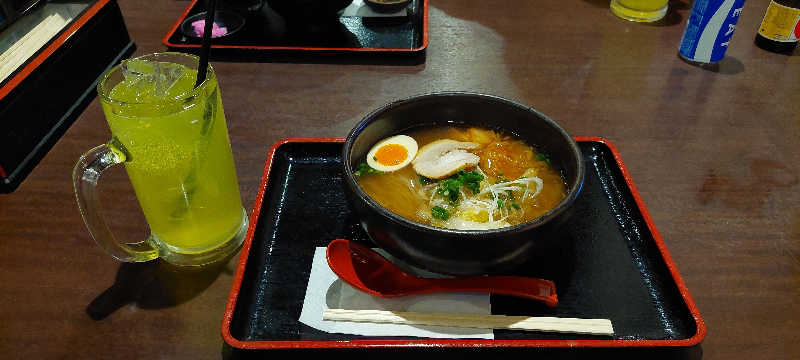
left=366, top=135, right=418, bottom=172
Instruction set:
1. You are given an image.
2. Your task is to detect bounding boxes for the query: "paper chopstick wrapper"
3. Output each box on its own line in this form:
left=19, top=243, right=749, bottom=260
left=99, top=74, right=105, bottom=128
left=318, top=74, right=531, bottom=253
left=301, top=247, right=614, bottom=338
left=299, top=247, right=494, bottom=339
left=0, top=14, right=68, bottom=82
left=323, top=309, right=614, bottom=335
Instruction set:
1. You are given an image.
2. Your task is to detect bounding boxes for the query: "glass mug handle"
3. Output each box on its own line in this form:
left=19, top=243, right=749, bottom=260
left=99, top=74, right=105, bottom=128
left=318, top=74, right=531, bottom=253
left=73, top=141, right=159, bottom=262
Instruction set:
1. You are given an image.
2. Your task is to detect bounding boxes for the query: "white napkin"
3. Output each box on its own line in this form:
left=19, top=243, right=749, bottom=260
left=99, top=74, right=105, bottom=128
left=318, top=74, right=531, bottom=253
left=341, top=0, right=409, bottom=17
left=298, top=247, right=494, bottom=339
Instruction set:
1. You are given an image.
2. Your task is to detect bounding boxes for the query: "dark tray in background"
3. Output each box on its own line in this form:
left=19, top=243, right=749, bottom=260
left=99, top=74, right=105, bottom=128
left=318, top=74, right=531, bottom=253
left=222, top=138, right=705, bottom=356
left=162, top=0, right=428, bottom=59
left=0, top=0, right=135, bottom=193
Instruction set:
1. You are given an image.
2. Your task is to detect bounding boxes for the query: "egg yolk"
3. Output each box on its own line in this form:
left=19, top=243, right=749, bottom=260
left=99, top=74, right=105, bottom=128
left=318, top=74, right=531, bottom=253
left=375, top=144, right=408, bottom=166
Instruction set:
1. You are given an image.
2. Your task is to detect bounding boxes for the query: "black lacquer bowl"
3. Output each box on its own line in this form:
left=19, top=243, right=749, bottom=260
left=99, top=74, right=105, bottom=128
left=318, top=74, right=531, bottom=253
left=342, top=92, right=585, bottom=276
left=365, top=0, right=412, bottom=13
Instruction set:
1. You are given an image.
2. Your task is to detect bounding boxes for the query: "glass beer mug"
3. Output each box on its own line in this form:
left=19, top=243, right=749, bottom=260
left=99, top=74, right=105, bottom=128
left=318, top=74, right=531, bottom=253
left=73, top=52, right=248, bottom=266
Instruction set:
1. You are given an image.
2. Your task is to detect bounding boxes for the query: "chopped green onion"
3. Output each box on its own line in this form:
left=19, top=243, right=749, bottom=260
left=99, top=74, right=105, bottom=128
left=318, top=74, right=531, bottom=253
left=536, top=153, right=551, bottom=165
left=435, top=170, right=484, bottom=203
left=432, top=206, right=450, bottom=220
left=436, top=178, right=461, bottom=203
left=354, top=162, right=381, bottom=176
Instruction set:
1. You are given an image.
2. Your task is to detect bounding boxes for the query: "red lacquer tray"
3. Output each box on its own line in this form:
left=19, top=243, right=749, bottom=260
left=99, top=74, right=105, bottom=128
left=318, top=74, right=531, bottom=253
left=222, top=138, right=705, bottom=357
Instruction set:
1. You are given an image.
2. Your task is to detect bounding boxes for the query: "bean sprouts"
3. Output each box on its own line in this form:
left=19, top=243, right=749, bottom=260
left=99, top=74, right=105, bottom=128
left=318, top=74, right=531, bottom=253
left=422, top=166, right=543, bottom=228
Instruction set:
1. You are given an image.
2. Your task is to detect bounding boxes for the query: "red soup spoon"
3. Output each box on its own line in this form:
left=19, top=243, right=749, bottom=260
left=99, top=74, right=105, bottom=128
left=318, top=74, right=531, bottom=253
left=325, top=239, right=558, bottom=307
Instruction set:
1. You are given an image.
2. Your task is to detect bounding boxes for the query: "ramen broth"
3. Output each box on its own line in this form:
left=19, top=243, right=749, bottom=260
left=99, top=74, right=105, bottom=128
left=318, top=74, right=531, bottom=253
left=356, top=126, right=567, bottom=230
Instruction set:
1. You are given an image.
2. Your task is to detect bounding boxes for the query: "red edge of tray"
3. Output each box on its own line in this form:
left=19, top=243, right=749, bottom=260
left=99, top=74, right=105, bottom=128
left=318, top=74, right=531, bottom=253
left=0, top=0, right=110, bottom=102
left=162, top=0, right=430, bottom=53
left=221, top=137, right=706, bottom=350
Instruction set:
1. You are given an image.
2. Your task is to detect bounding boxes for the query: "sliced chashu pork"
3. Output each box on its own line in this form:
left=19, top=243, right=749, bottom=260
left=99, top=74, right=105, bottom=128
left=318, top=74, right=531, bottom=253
left=411, top=139, right=480, bottom=179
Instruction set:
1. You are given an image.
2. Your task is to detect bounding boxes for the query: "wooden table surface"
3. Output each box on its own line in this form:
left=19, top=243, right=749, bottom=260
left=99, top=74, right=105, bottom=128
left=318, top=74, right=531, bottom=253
left=1, top=0, right=798, bottom=358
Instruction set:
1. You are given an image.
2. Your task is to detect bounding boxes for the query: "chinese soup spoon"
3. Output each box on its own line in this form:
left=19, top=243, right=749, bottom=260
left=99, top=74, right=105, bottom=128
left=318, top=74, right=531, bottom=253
left=325, top=239, right=558, bottom=307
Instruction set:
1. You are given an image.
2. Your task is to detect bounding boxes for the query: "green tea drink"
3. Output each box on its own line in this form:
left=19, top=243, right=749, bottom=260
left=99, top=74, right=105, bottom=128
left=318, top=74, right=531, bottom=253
left=101, top=59, right=245, bottom=255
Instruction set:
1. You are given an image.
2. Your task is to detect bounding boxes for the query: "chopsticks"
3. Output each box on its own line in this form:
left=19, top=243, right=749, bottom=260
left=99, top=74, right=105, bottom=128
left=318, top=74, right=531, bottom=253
left=323, top=309, right=614, bottom=335
left=0, top=13, right=68, bottom=83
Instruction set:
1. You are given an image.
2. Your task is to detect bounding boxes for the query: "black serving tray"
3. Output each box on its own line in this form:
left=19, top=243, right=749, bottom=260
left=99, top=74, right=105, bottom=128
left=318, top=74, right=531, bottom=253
left=0, top=0, right=135, bottom=193
left=222, top=138, right=705, bottom=356
left=163, top=0, right=428, bottom=60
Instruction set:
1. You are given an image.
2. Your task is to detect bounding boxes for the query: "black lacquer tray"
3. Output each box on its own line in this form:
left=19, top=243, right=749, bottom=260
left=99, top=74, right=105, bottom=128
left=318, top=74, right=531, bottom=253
left=163, top=0, right=428, bottom=58
left=222, top=138, right=705, bottom=357
left=0, top=0, right=135, bottom=193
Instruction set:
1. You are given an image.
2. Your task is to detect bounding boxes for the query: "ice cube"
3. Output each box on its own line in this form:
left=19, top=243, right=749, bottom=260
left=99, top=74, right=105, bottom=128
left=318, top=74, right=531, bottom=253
left=121, top=59, right=186, bottom=100
left=151, top=61, right=185, bottom=98
left=121, top=59, right=154, bottom=101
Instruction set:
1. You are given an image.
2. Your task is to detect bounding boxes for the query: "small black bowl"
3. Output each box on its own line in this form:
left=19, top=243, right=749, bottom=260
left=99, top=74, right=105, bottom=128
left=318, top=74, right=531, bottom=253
left=342, top=92, right=585, bottom=276
left=364, top=0, right=411, bottom=13
left=180, top=11, right=246, bottom=39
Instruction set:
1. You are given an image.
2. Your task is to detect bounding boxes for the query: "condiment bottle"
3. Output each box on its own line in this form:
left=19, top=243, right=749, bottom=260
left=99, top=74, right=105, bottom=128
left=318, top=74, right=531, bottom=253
left=754, top=0, right=800, bottom=53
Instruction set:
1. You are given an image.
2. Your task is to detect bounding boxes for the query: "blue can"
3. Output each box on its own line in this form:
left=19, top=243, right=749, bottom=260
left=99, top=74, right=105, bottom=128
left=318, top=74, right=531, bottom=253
left=678, top=0, right=746, bottom=64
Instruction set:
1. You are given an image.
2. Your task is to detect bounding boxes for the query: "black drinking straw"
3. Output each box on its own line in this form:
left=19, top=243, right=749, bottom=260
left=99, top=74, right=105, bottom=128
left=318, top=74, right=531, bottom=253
left=194, top=0, right=218, bottom=88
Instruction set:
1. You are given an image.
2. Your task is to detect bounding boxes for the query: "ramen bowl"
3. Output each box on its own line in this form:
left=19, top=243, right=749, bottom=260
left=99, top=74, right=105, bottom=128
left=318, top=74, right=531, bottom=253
left=364, top=0, right=412, bottom=13
left=342, top=92, right=584, bottom=276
